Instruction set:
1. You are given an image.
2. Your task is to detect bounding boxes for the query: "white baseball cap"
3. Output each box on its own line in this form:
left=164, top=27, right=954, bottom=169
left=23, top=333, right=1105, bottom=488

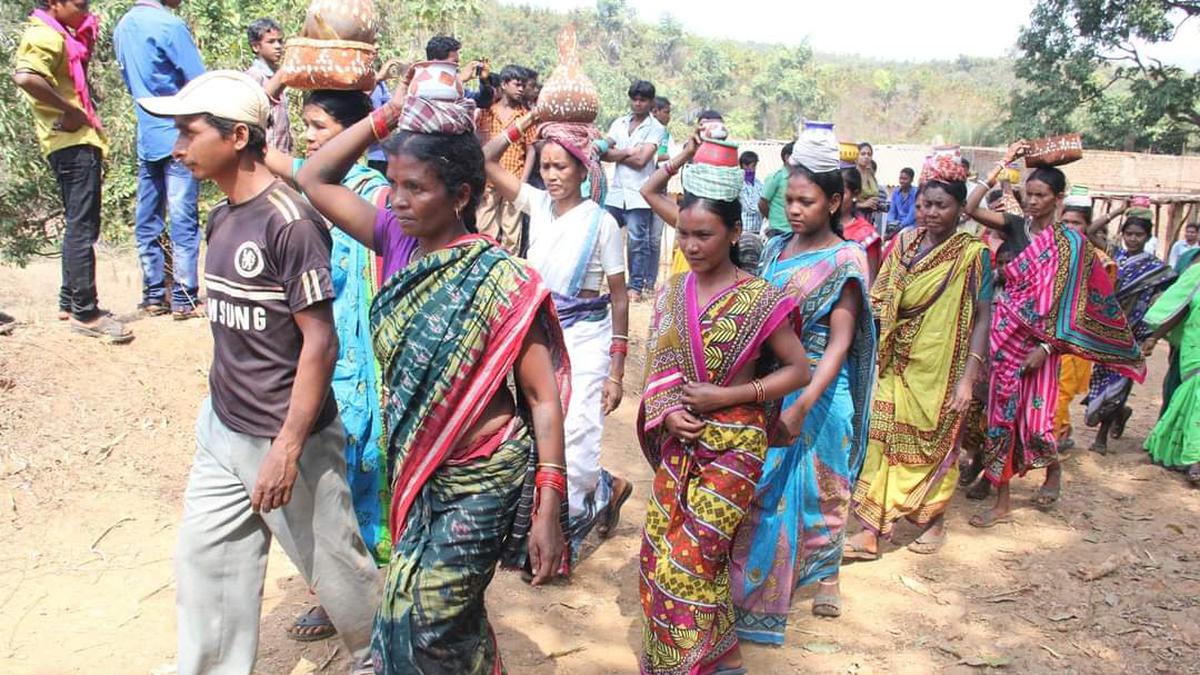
left=138, top=70, right=270, bottom=130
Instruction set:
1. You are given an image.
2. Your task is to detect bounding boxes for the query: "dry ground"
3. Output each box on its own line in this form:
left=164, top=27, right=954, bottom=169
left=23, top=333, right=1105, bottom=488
left=1, top=249, right=1198, bottom=674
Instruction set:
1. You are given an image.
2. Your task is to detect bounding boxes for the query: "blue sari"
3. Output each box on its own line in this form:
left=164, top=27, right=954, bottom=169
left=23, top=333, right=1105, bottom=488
left=297, top=159, right=393, bottom=564
left=730, top=238, right=876, bottom=645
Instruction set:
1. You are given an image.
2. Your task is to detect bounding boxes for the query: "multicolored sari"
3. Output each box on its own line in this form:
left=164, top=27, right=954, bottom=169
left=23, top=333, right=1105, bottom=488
left=368, top=235, right=570, bottom=675
left=1084, top=249, right=1176, bottom=426
left=638, top=272, right=796, bottom=675
left=852, top=230, right=991, bottom=537
left=1145, top=261, right=1200, bottom=469
left=985, top=225, right=1144, bottom=484
left=730, top=238, right=875, bottom=645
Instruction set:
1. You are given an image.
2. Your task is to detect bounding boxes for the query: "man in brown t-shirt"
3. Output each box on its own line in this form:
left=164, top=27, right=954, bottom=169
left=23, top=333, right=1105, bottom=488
left=138, top=71, right=377, bottom=675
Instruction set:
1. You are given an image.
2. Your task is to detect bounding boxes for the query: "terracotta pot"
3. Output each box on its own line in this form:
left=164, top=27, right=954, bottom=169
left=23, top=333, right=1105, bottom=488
left=694, top=139, right=739, bottom=168
left=1024, top=132, right=1083, bottom=168
left=303, top=0, right=378, bottom=43
left=536, top=25, right=599, bottom=122
left=279, top=38, right=376, bottom=91
left=405, top=60, right=464, bottom=101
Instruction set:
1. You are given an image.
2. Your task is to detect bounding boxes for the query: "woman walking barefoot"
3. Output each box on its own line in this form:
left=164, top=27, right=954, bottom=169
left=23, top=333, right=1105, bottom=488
left=846, top=150, right=992, bottom=558
left=731, top=127, right=876, bottom=639
left=483, top=111, right=634, bottom=574
left=637, top=165, right=810, bottom=674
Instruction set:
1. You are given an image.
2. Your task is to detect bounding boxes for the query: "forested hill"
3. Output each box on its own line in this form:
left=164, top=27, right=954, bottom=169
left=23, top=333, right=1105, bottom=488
left=460, top=1, right=1018, bottom=145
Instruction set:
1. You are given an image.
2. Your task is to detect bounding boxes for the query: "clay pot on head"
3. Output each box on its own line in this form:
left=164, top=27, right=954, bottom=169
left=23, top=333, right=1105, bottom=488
left=694, top=139, right=740, bottom=168
left=839, top=141, right=859, bottom=163
left=303, top=0, right=378, bottom=43
left=406, top=60, right=464, bottom=101
left=536, top=25, right=599, bottom=123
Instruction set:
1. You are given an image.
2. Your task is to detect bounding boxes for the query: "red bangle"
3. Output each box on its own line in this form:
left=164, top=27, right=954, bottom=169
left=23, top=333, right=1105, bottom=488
left=535, top=469, right=567, bottom=498
left=370, top=109, right=391, bottom=141
left=609, top=341, right=628, bottom=356
left=664, top=161, right=679, bottom=177
left=505, top=124, right=523, bottom=144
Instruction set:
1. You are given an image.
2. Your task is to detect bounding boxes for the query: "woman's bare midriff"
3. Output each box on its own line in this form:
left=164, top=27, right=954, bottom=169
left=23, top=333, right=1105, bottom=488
left=458, top=386, right=516, bottom=449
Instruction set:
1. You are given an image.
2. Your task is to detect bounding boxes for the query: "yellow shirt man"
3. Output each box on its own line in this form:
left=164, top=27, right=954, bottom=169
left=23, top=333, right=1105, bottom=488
left=15, top=17, right=108, bottom=158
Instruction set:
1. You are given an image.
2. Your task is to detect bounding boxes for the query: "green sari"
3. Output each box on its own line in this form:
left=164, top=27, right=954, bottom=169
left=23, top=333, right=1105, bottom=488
left=1144, top=261, right=1200, bottom=470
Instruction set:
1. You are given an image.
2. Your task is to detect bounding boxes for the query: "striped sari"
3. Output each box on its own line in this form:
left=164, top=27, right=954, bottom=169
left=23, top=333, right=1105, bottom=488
left=730, top=239, right=875, bottom=645
left=853, top=230, right=991, bottom=537
left=368, top=236, right=570, bottom=675
left=985, top=225, right=1144, bottom=484
left=1084, top=249, right=1176, bottom=426
left=638, top=272, right=796, bottom=675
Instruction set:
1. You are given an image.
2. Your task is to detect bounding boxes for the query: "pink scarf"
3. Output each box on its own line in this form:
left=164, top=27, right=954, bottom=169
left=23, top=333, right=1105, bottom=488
left=30, top=9, right=102, bottom=132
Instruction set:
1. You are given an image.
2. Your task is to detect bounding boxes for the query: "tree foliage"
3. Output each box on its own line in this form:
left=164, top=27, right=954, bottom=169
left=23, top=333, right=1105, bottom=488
left=1004, top=0, right=1200, bottom=152
left=0, top=0, right=1023, bottom=264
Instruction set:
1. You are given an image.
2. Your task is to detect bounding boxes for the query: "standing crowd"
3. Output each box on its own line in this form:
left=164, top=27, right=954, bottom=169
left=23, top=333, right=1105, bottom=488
left=11, top=2, right=1200, bottom=674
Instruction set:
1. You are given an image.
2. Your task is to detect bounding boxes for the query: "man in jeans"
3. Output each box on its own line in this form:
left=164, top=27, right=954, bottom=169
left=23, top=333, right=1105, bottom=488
left=114, top=0, right=206, bottom=319
left=139, top=71, right=378, bottom=675
left=602, top=80, right=666, bottom=302
left=13, top=0, right=131, bottom=342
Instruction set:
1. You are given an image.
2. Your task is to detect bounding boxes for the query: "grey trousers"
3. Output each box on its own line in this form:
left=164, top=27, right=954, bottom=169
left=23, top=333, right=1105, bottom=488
left=176, top=398, right=380, bottom=675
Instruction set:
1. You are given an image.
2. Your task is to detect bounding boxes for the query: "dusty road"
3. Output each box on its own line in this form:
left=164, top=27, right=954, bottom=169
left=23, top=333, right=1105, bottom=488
left=1, top=250, right=1197, bottom=674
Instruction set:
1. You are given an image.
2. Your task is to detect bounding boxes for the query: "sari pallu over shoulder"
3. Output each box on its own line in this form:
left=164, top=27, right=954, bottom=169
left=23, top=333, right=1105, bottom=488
left=999, top=225, right=1144, bottom=377
left=637, top=272, right=798, bottom=468
left=370, top=235, right=571, bottom=554
left=985, top=225, right=1143, bottom=482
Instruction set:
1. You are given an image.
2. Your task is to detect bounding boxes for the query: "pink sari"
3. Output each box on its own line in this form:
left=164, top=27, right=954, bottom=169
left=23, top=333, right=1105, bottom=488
left=984, top=225, right=1144, bottom=483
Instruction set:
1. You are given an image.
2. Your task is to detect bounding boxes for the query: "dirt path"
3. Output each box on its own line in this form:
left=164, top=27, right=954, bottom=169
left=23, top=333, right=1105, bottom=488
left=1, top=251, right=1198, bottom=674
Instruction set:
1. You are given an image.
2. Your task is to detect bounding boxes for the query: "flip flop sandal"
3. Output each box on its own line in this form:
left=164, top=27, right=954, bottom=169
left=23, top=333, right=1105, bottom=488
left=70, top=315, right=133, bottom=344
left=1111, top=406, right=1133, bottom=439
left=0, top=312, right=15, bottom=336
left=907, top=530, right=947, bottom=555
left=969, top=511, right=1014, bottom=529
left=137, top=302, right=170, bottom=318
left=812, top=584, right=842, bottom=618
left=1186, top=464, right=1200, bottom=487
left=57, top=310, right=70, bottom=321
left=286, top=606, right=337, bottom=642
left=1033, top=485, right=1061, bottom=509
left=172, top=305, right=207, bottom=321
left=1089, top=441, right=1108, bottom=456
left=842, top=540, right=879, bottom=562
left=597, top=478, right=633, bottom=539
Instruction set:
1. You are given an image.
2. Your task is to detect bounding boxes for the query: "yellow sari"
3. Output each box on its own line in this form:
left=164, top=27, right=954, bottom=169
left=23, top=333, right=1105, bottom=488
left=853, top=229, right=992, bottom=537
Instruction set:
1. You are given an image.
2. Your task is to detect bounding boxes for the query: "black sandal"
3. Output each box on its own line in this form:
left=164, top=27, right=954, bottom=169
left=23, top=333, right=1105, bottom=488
left=286, top=605, right=337, bottom=642
left=1111, top=406, right=1133, bottom=439
left=597, top=477, right=633, bottom=539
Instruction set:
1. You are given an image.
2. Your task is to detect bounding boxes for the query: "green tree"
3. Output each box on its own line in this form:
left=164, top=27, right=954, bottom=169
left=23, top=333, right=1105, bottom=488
left=749, top=43, right=828, bottom=138
left=682, top=43, right=733, bottom=110
left=1004, top=0, right=1199, bottom=152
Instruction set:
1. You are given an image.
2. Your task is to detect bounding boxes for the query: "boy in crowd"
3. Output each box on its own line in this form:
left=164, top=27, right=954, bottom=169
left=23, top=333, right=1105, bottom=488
left=245, top=17, right=293, bottom=153
left=475, top=65, right=535, bottom=253
left=759, top=141, right=795, bottom=238
left=602, top=80, right=666, bottom=301
left=138, top=71, right=378, bottom=675
left=114, top=0, right=206, bottom=319
left=14, top=0, right=130, bottom=342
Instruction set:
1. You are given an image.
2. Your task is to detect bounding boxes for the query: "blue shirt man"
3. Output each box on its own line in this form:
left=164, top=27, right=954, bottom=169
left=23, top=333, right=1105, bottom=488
left=114, top=0, right=207, bottom=316
left=887, top=167, right=918, bottom=234
left=366, top=81, right=391, bottom=172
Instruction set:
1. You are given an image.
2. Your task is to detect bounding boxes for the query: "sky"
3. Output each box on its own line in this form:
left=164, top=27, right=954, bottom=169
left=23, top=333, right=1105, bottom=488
left=498, top=0, right=1200, bottom=68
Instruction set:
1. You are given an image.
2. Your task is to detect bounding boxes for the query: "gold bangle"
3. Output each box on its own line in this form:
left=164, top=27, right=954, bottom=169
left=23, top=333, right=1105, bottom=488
left=610, top=334, right=629, bottom=341
left=751, top=378, right=765, bottom=404
left=537, top=461, right=567, bottom=472
left=606, top=375, right=622, bottom=386
left=968, top=352, right=986, bottom=366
